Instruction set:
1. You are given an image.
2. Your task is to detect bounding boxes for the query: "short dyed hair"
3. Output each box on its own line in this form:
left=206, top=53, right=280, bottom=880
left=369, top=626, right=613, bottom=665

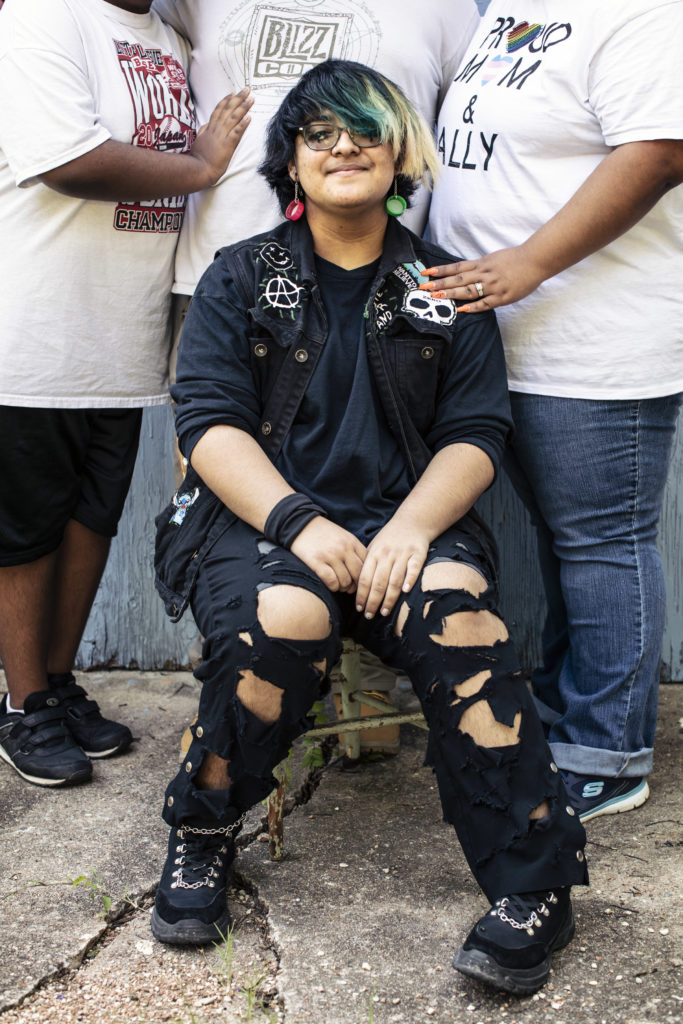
left=259, top=59, right=440, bottom=216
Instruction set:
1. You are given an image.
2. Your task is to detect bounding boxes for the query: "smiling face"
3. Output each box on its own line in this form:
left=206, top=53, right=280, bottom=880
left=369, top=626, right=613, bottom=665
left=288, top=115, right=396, bottom=220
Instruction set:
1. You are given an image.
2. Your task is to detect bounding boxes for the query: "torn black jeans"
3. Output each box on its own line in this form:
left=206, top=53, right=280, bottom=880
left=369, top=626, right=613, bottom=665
left=162, top=517, right=588, bottom=901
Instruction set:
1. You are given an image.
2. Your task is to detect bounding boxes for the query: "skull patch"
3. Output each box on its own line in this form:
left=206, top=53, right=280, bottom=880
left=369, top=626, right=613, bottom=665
left=402, top=288, right=456, bottom=326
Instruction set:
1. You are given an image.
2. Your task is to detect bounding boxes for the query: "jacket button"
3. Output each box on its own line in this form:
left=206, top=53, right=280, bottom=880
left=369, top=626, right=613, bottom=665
left=254, top=343, right=268, bottom=357
left=196, top=726, right=204, bottom=738
left=295, top=348, right=309, bottom=363
left=261, top=421, right=272, bottom=436
left=421, top=345, right=435, bottom=359
left=185, top=761, right=192, bottom=773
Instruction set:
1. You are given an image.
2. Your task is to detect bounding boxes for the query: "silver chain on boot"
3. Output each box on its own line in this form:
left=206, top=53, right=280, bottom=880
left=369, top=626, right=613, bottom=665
left=490, top=891, right=558, bottom=937
left=171, top=812, right=247, bottom=891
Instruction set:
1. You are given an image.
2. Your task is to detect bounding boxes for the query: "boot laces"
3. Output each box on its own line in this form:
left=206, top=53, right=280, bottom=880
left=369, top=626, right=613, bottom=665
left=170, top=827, right=230, bottom=890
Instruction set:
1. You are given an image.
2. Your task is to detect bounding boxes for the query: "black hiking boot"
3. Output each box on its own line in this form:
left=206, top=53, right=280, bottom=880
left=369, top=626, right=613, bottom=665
left=453, top=887, right=575, bottom=995
left=151, top=810, right=244, bottom=945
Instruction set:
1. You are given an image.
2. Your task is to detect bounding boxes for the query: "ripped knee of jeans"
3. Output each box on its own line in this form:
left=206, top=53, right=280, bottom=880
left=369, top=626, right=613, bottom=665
left=232, top=584, right=332, bottom=724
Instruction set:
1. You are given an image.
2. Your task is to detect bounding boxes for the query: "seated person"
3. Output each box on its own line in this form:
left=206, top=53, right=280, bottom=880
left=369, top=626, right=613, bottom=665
left=153, top=59, right=588, bottom=996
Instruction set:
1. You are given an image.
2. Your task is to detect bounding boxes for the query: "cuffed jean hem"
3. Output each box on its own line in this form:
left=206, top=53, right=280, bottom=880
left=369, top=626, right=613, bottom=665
left=549, top=740, right=653, bottom=779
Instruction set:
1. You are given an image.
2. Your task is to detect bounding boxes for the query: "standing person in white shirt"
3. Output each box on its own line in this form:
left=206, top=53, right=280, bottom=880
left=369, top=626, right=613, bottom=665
left=424, top=1, right=683, bottom=824
left=0, top=0, right=251, bottom=788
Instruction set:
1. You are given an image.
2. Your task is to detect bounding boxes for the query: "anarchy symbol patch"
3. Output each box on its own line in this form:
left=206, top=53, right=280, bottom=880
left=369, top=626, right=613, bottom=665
left=262, top=275, right=304, bottom=311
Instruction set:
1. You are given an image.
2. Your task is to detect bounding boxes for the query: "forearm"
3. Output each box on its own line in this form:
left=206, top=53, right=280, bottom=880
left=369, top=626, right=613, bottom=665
left=38, top=89, right=252, bottom=201
left=521, top=139, right=683, bottom=282
left=39, top=139, right=213, bottom=200
left=426, top=139, right=683, bottom=310
left=190, top=425, right=293, bottom=533
left=391, top=443, right=494, bottom=539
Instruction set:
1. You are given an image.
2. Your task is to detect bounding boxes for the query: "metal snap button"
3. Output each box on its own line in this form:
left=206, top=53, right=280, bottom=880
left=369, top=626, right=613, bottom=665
left=254, top=343, right=268, bottom=357
left=196, top=726, right=204, bottom=738
left=261, top=421, right=272, bottom=435
left=566, top=805, right=576, bottom=816
left=576, top=850, right=585, bottom=862
left=46, top=697, right=59, bottom=707
left=550, top=762, right=558, bottom=773
left=185, top=761, right=192, bottom=773
left=167, top=796, right=174, bottom=807
left=295, top=348, right=308, bottom=363
left=420, top=345, right=435, bottom=359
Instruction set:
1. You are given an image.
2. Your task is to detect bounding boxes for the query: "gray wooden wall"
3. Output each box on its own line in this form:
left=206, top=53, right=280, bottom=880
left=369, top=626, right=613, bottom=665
left=78, top=404, right=683, bottom=681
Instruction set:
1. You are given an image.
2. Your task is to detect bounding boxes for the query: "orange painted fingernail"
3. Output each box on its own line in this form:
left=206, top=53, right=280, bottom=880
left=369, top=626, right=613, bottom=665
left=422, top=267, right=437, bottom=275
left=431, top=291, right=445, bottom=299
left=459, top=304, right=471, bottom=312
left=418, top=282, right=435, bottom=291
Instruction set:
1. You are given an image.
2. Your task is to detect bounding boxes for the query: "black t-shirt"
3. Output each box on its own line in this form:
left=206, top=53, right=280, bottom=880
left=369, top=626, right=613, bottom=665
left=275, top=254, right=412, bottom=544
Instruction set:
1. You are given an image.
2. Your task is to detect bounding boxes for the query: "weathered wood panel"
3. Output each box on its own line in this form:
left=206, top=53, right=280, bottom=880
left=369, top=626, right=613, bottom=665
left=80, top=406, right=683, bottom=679
left=76, top=405, right=198, bottom=670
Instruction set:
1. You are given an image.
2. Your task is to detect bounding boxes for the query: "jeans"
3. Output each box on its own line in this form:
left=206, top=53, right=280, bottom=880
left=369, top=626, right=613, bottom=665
left=504, top=391, right=682, bottom=778
left=162, top=516, right=587, bottom=902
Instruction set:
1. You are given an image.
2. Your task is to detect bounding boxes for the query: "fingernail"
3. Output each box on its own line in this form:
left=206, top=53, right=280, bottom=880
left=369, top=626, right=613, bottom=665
left=422, top=268, right=436, bottom=275
left=459, top=304, right=471, bottom=313
left=402, top=583, right=411, bottom=592
left=418, top=282, right=434, bottom=291
left=431, top=291, right=445, bottom=299
left=380, top=608, right=389, bottom=617
left=364, top=611, right=373, bottom=620
left=356, top=604, right=362, bottom=612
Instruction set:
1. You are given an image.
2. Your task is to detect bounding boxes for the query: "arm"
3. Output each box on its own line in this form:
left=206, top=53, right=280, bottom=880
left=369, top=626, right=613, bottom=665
left=421, top=139, right=683, bottom=310
left=38, top=90, right=253, bottom=200
left=190, top=425, right=366, bottom=593
left=355, top=442, right=495, bottom=618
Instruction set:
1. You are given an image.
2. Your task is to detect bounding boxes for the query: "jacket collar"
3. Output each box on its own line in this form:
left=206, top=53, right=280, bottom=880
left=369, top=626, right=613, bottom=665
left=283, top=213, right=419, bottom=286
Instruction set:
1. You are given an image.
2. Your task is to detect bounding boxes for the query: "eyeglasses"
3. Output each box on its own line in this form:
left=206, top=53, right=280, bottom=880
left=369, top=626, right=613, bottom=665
left=298, top=122, right=382, bottom=151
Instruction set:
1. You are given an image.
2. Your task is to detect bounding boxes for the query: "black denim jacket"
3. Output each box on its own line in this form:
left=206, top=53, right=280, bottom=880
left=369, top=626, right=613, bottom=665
left=155, top=217, right=511, bottom=621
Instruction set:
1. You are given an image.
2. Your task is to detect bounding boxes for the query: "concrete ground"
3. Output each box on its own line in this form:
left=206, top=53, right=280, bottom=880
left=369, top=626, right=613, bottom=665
left=0, top=670, right=681, bottom=1024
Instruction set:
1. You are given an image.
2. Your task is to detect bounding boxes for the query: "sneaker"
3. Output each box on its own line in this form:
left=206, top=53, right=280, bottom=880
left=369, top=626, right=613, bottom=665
left=0, top=691, right=92, bottom=787
left=453, top=888, right=574, bottom=995
left=48, top=673, right=133, bottom=758
left=151, top=811, right=244, bottom=945
left=561, top=770, right=649, bottom=822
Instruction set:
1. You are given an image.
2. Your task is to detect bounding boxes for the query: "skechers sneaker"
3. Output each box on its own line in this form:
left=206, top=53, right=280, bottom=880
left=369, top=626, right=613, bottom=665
left=151, top=810, right=244, bottom=945
left=0, top=691, right=92, bottom=786
left=47, top=673, right=133, bottom=758
left=561, top=770, right=649, bottom=822
left=453, top=888, right=574, bottom=995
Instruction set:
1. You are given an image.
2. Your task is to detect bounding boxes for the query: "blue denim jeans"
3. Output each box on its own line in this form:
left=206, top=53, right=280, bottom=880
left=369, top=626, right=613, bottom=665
left=503, top=392, right=682, bottom=778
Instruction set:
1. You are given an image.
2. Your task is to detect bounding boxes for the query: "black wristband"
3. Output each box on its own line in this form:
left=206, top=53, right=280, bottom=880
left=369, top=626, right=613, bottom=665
left=264, top=493, right=328, bottom=549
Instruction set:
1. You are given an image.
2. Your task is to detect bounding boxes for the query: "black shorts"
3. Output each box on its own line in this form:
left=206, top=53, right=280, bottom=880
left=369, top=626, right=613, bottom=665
left=0, top=406, right=143, bottom=566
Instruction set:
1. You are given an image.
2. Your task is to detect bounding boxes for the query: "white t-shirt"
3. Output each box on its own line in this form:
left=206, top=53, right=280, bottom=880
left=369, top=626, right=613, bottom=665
left=0, top=0, right=196, bottom=408
left=429, top=0, right=683, bottom=400
left=151, top=0, right=480, bottom=295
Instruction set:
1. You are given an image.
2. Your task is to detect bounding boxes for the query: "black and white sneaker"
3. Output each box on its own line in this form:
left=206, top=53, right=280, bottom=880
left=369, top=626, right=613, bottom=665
left=151, top=811, right=244, bottom=945
left=48, top=673, right=132, bottom=758
left=453, top=888, right=575, bottom=995
left=0, top=691, right=92, bottom=787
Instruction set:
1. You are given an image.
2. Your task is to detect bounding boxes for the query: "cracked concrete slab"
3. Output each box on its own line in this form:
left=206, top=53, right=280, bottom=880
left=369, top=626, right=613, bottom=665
left=0, top=671, right=209, bottom=1011
left=0, top=671, right=681, bottom=1024
left=241, top=684, right=683, bottom=1024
